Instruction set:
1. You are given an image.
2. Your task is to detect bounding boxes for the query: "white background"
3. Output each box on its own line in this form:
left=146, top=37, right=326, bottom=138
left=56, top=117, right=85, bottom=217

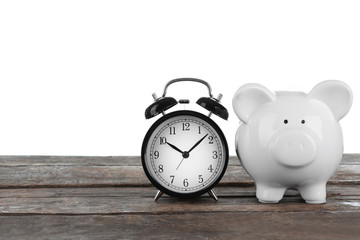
left=0, top=0, right=359, bottom=156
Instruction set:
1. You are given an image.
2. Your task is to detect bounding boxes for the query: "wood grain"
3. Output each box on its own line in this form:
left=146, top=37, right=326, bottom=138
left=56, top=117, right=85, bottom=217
left=1, top=212, right=360, bottom=240
left=0, top=154, right=359, bottom=239
left=0, top=186, right=360, bottom=215
left=0, top=155, right=359, bottom=187
left=0, top=154, right=359, bottom=166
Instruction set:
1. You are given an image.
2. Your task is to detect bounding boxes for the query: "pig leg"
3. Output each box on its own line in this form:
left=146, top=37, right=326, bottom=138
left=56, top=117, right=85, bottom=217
left=256, top=183, right=286, bottom=203
left=298, top=182, right=326, bottom=204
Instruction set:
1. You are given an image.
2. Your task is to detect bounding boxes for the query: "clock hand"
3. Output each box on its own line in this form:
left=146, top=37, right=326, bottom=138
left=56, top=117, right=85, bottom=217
left=187, top=134, right=209, bottom=154
left=166, top=142, right=184, bottom=154
left=176, top=157, right=185, bottom=171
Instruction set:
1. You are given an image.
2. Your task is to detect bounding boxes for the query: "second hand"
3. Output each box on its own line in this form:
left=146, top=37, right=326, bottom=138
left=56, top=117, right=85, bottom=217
left=176, top=157, right=185, bottom=171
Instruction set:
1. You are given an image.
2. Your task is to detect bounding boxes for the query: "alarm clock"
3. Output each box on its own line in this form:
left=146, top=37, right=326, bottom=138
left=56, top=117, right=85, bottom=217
left=141, top=78, right=229, bottom=201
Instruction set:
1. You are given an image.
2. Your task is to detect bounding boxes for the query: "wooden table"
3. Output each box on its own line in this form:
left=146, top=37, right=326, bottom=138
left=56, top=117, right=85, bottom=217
left=0, top=154, right=359, bottom=239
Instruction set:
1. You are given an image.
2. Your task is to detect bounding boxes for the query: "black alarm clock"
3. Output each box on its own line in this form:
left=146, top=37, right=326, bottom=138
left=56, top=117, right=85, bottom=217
left=141, top=78, right=229, bottom=201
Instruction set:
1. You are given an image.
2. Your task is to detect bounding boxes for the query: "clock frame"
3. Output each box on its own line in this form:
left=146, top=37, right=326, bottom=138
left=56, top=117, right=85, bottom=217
left=141, top=110, right=229, bottom=199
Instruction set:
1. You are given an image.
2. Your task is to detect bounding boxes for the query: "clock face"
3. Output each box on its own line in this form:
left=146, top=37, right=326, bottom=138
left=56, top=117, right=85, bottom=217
left=142, top=110, right=229, bottom=197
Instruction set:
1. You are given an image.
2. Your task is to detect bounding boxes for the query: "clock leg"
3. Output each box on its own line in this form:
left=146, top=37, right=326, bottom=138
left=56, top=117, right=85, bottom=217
left=208, top=189, right=218, bottom=201
left=154, top=190, right=163, bottom=201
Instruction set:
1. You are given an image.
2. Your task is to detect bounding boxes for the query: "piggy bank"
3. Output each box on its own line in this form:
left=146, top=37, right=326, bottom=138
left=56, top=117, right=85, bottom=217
left=232, top=80, right=352, bottom=204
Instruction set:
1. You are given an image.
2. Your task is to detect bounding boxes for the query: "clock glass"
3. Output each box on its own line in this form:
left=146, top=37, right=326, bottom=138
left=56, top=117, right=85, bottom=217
left=142, top=110, right=228, bottom=197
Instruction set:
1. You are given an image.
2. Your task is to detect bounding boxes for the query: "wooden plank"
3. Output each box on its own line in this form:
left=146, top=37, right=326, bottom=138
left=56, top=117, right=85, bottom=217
left=0, top=156, right=140, bottom=167
left=0, top=164, right=359, bottom=188
left=341, top=153, right=360, bottom=165
left=0, top=165, right=149, bottom=187
left=0, top=185, right=360, bottom=200
left=0, top=154, right=359, bottom=167
left=0, top=212, right=360, bottom=240
left=0, top=186, right=360, bottom=215
left=1, top=185, right=360, bottom=199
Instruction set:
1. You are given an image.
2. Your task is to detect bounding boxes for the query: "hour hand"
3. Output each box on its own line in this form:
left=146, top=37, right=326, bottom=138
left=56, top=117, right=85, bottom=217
left=166, top=142, right=184, bottom=154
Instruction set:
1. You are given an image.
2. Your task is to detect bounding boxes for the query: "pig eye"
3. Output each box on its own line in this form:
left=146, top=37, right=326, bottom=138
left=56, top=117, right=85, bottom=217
left=283, top=119, right=288, bottom=124
left=301, top=120, right=305, bottom=124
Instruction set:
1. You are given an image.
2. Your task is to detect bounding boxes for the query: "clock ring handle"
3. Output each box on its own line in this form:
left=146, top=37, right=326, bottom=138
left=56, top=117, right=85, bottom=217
left=162, top=78, right=213, bottom=98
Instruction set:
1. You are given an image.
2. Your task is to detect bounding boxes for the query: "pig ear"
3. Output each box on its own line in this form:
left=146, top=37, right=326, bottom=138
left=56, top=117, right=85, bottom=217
left=309, top=80, right=353, bottom=121
left=232, top=83, right=275, bottom=123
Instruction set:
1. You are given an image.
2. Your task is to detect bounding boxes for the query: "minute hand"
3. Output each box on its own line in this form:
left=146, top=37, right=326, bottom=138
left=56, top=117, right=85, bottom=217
left=188, top=134, right=208, bottom=153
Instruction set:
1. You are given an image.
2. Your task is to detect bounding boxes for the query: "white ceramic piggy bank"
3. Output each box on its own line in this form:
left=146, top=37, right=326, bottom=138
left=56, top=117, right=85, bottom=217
left=233, top=80, right=352, bottom=204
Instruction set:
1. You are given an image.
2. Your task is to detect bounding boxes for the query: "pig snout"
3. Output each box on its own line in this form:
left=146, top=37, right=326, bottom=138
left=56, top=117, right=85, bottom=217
left=271, top=130, right=317, bottom=167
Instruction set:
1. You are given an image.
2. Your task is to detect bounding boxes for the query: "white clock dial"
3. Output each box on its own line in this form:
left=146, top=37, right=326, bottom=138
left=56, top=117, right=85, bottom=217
left=142, top=111, right=228, bottom=197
